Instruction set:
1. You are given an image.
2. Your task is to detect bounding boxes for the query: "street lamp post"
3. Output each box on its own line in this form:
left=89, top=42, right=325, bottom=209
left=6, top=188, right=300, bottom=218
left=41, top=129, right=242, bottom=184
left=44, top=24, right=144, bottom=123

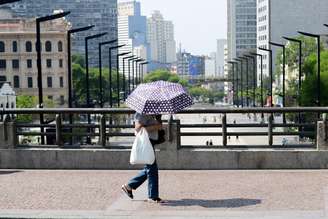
left=116, top=52, right=131, bottom=106
left=98, top=40, right=117, bottom=108
left=108, top=44, right=125, bottom=107
left=36, top=11, right=70, bottom=145
left=234, top=58, right=243, bottom=107
left=140, top=62, right=149, bottom=83
left=250, top=53, right=264, bottom=118
left=228, top=61, right=237, bottom=106
left=240, top=57, right=250, bottom=107
left=85, top=32, right=107, bottom=109
left=67, top=25, right=94, bottom=145
left=122, top=55, right=135, bottom=100
left=245, top=55, right=256, bottom=107
left=0, top=0, right=20, bottom=4
left=128, top=57, right=139, bottom=94
left=134, top=58, right=144, bottom=88
left=298, top=31, right=321, bottom=107
left=269, top=41, right=286, bottom=124
left=68, top=25, right=94, bottom=109
left=258, top=47, right=273, bottom=107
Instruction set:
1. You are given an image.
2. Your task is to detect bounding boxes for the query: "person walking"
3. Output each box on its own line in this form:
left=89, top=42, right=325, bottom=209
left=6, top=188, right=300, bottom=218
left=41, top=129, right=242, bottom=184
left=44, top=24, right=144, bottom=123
left=123, top=80, right=194, bottom=204
left=122, top=113, right=164, bottom=203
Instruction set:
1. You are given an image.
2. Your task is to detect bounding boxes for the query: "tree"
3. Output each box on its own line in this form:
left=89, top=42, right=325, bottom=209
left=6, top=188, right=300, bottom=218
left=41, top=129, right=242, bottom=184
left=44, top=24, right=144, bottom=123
left=16, top=96, right=37, bottom=122
left=143, top=69, right=189, bottom=87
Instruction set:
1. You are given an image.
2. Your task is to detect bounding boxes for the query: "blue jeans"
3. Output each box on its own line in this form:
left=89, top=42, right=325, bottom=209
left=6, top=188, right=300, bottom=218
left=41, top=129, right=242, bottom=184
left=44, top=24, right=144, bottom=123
left=128, top=141, right=159, bottom=199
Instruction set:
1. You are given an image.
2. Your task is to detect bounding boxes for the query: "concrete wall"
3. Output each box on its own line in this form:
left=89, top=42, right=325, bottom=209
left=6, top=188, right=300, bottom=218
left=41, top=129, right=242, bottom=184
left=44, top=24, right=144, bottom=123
left=1, top=121, right=328, bottom=169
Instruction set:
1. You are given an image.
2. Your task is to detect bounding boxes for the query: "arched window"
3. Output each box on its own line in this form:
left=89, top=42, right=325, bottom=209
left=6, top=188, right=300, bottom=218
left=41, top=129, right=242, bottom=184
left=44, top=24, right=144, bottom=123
left=45, top=41, right=52, bottom=52
left=0, top=41, right=5, bottom=52
left=12, top=41, right=18, bottom=52
left=58, top=41, right=63, bottom=52
left=25, top=41, right=32, bottom=52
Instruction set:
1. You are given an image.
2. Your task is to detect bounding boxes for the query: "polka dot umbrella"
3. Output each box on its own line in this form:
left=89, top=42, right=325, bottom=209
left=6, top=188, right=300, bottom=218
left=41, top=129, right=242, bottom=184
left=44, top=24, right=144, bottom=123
left=126, top=80, right=193, bottom=115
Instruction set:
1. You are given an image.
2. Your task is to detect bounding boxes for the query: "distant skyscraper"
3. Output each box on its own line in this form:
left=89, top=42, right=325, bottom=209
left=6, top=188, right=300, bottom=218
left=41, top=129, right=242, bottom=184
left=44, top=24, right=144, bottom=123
left=257, top=0, right=328, bottom=77
left=118, top=1, right=148, bottom=76
left=147, top=10, right=176, bottom=70
left=217, top=39, right=227, bottom=78
left=5, top=0, right=118, bottom=67
left=227, top=0, right=257, bottom=61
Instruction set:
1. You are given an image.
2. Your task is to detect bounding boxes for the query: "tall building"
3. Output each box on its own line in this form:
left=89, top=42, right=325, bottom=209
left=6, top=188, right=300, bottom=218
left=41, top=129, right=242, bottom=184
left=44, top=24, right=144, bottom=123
left=227, top=0, right=257, bottom=61
left=4, top=0, right=118, bottom=67
left=177, top=49, right=204, bottom=81
left=0, top=9, right=70, bottom=107
left=257, top=0, right=328, bottom=77
left=147, top=10, right=176, bottom=71
left=205, top=56, right=216, bottom=79
left=118, top=1, right=148, bottom=77
left=217, top=39, right=227, bottom=78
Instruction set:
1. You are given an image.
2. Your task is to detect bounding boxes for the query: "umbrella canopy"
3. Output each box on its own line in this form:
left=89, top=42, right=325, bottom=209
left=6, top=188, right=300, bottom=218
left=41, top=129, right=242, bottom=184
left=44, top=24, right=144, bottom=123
left=126, top=80, right=193, bottom=115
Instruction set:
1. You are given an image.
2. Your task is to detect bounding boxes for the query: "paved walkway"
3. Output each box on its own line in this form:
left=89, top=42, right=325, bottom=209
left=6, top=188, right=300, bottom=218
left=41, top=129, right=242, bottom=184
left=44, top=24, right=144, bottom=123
left=0, top=170, right=328, bottom=218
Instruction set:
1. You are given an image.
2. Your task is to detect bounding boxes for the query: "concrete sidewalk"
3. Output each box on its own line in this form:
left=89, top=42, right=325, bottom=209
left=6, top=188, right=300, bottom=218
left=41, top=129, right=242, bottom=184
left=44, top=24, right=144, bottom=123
left=0, top=170, right=328, bottom=218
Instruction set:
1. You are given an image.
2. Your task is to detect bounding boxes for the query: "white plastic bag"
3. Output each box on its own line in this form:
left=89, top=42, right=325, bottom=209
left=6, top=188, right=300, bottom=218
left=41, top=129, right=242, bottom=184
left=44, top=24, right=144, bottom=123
left=130, top=127, right=155, bottom=165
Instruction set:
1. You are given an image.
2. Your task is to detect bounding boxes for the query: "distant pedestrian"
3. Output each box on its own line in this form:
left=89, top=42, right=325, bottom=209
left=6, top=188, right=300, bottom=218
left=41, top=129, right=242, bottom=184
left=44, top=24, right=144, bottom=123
left=209, top=140, right=213, bottom=146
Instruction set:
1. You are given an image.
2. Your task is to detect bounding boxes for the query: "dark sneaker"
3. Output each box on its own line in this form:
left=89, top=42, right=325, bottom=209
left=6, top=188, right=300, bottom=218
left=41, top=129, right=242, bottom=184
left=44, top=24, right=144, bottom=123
left=121, top=184, right=133, bottom=199
left=147, top=197, right=165, bottom=203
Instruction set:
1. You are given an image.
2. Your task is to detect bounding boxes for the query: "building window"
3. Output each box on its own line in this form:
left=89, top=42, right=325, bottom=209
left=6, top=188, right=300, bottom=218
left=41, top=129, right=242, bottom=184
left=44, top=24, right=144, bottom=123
left=0, top=41, right=5, bottom=53
left=46, top=59, right=52, bottom=68
left=26, top=41, right=32, bottom=52
left=58, top=41, right=63, bottom=52
left=59, top=59, right=63, bottom=68
left=0, top=76, right=7, bottom=82
left=27, top=77, right=33, bottom=88
left=0, top=60, right=6, bottom=69
left=27, top=59, right=32, bottom=68
left=47, top=76, right=52, bottom=88
left=59, top=76, right=64, bottom=88
left=12, top=59, right=19, bottom=69
left=12, top=41, right=18, bottom=52
left=60, top=95, right=65, bottom=105
left=13, top=76, right=20, bottom=88
left=45, top=41, right=52, bottom=52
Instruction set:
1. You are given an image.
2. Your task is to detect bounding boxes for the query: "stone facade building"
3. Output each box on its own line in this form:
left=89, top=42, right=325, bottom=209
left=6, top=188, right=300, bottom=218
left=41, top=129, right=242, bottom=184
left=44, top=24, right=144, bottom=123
left=0, top=9, right=70, bottom=106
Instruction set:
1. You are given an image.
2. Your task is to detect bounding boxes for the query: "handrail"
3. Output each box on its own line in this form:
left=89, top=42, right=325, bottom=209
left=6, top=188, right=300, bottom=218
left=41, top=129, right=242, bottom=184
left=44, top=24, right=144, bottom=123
left=3, top=107, right=328, bottom=114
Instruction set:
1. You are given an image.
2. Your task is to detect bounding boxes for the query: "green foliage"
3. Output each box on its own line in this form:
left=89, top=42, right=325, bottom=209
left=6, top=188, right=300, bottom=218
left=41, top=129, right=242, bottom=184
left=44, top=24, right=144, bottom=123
left=72, top=54, right=85, bottom=68
left=72, top=61, right=125, bottom=106
left=16, top=96, right=37, bottom=122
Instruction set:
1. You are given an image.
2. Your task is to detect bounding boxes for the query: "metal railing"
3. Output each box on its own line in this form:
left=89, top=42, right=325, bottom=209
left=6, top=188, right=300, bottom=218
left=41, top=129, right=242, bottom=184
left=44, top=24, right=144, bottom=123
left=1, top=107, right=327, bottom=149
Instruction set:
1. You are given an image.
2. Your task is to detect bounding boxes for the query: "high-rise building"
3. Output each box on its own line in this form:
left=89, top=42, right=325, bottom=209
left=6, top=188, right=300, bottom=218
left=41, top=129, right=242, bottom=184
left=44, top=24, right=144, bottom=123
left=0, top=9, right=70, bottom=107
left=4, top=0, right=118, bottom=67
left=257, top=0, right=328, bottom=77
left=118, top=1, right=148, bottom=76
left=147, top=10, right=176, bottom=70
left=227, top=0, right=257, bottom=61
left=217, top=39, right=227, bottom=78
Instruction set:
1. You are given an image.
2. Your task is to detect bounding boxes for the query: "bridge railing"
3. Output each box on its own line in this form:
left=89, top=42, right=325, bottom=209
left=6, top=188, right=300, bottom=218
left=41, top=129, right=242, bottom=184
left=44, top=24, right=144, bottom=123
left=0, top=107, right=326, bottom=149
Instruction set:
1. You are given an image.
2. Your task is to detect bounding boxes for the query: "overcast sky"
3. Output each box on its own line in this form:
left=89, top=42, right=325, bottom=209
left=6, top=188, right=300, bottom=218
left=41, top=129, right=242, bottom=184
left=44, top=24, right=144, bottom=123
left=119, top=0, right=227, bottom=56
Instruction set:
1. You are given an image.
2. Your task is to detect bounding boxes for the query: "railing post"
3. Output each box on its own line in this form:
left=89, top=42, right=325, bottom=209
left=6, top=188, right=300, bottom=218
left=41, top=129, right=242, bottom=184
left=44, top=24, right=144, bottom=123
left=99, top=115, right=106, bottom=147
left=222, top=113, right=227, bottom=147
left=56, top=114, right=63, bottom=147
left=268, top=114, right=273, bottom=146
left=176, top=119, right=181, bottom=149
left=168, top=115, right=173, bottom=142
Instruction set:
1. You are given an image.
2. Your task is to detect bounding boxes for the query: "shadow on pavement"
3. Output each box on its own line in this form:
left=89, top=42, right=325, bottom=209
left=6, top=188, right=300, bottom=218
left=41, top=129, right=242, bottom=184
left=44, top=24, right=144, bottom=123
left=0, top=170, right=21, bottom=175
left=161, top=198, right=261, bottom=208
